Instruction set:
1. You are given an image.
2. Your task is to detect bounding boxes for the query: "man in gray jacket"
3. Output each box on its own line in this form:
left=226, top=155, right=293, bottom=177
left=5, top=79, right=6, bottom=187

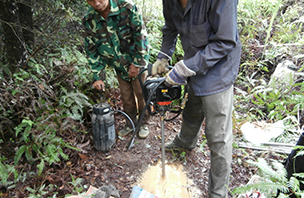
left=152, top=0, right=242, bottom=197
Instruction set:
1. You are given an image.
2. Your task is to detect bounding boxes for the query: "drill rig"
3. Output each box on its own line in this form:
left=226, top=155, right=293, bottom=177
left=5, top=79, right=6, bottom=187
left=127, top=65, right=188, bottom=177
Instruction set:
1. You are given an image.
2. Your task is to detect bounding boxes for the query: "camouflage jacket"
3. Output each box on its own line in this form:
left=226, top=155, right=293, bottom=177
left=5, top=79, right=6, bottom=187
left=83, top=0, right=149, bottom=81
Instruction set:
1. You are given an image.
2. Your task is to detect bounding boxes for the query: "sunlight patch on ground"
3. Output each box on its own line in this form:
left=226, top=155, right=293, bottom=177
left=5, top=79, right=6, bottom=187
left=135, top=161, right=201, bottom=198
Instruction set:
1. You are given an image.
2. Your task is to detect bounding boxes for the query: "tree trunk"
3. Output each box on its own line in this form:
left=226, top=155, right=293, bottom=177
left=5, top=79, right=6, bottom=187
left=18, top=0, right=34, bottom=48
left=0, top=0, right=32, bottom=74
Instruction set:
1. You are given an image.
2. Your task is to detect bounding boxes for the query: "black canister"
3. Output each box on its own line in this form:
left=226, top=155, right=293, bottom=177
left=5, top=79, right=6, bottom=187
left=91, top=103, right=115, bottom=152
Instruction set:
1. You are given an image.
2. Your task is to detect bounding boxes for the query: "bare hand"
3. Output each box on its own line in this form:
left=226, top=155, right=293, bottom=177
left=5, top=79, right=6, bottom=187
left=93, top=80, right=105, bottom=91
left=128, top=63, right=139, bottom=79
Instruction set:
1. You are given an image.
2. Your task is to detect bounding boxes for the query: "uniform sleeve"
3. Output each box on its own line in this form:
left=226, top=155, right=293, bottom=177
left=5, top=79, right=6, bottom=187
left=158, top=0, right=179, bottom=59
left=83, top=20, right=107, bottom=81
left=129, top=5, right=150, bottom=67
left=184, top=0, right=240, bottom=74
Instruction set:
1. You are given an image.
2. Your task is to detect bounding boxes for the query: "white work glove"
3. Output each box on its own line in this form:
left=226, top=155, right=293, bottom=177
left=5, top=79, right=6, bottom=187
left=166, top=60, right=196, bottom=86
left=151, top=58, right=169, bottom=76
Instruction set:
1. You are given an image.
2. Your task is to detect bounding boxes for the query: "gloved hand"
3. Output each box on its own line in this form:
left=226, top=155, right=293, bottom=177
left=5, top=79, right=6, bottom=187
left=165, top=60, right=196, bottom=86
left=151, top=58, right=169, bottom=75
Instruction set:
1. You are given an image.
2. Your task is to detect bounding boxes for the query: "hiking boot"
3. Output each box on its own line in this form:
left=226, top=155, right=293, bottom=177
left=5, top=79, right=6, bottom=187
left=164, top=142, right=191, bottom=152
left=118, top=125, right=133, bottom=137
left=138, top=125, right=149, bottom=139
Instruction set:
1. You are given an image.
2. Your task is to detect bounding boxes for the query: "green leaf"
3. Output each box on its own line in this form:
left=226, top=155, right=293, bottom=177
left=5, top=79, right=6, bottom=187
left=24, top=125, right=32, bottom=134
left=65, top=144, right=80, bottom=151
left=47, top=144, right=60, bottom=164
left=0, top=161, right=10, bottom=185
left=294, top=150, right=304, bottom=158
left=12, top=89, right=20, bottom=96
left=50, top=137, right=64, bottom=143
left=15, top=145, right=26, bottom=165
left=23, top=131, right=32, bottom=144
left=293, top=173, right=304, bottom=179
left=22, top=119, right=34, bottom=127
left=15, top=119, right=34, bottom=137
left=37, top=160, right=45, bottom=176
left=32, top=143, right=39, bottom=154
left=25, top=146, right=32, bottom=161
left=14, top=125, right=24, bottom=137
left=14, top=76, right=24, bottom=81
left=59, top=149, right=69, bottom=160
left=289, top=176, right=300, bottom=192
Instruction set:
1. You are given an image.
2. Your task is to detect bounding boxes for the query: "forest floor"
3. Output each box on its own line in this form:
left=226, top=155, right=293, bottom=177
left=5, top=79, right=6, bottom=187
left=61, top=111, right=284, bottom=198
left=1, top=88, right=286, bottom=198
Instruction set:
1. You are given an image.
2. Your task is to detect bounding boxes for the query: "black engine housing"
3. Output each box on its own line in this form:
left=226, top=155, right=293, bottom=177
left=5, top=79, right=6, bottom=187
left=142, top=77, right=181, bottom=103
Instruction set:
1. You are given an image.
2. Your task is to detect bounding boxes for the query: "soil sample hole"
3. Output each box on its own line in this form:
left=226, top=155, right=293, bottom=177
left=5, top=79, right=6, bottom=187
left=135, top=162, right=201, bottom=198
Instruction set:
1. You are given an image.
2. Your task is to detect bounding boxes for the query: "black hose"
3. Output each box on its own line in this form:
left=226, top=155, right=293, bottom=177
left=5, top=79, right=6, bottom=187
left=114, top=109, right=136, bottom=138
left=126, top=78, right=165, bottom=150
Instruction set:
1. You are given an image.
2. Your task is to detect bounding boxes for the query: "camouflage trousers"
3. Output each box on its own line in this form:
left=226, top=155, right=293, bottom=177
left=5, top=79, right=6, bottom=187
left=173, top=85, right=234, bottom=198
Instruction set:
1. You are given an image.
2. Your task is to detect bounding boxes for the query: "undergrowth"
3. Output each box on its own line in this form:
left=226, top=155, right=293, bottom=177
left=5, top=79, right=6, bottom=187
left=234, top=0, right=304, bottom=143
left=232, top=151, right=304, bottom=197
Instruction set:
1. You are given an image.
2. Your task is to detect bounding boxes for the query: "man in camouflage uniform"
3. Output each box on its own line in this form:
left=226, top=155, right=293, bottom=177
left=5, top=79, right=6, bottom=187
left=83, top=0, right=150, bottom=138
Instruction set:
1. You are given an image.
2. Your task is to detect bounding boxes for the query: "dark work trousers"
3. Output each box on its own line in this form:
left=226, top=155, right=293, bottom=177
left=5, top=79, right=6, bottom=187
left=173, top=85, right=234, bottom=198
left=117, top=73, right=150, bottom=128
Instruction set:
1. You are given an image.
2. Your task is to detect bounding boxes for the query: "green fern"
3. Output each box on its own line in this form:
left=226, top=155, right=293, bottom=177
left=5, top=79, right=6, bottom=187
left=59, top=89, right=92, bottom=121
left=233, top=157, right=304, bottom=197
left=294, top=147, right=304, bottom=158
left=68, top=174, right=84, bottom=195
left=0, top=159, right=16, bottom=186
left=13, top=118, right=79, bottom=179
left=294, top=173, right=304, bottom=180
left=26, top=184, right=49, bottom=198
left=36, top=159, right=45, bottom=176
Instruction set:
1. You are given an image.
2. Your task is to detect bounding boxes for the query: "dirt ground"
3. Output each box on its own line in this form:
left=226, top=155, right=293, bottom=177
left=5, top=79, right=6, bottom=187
left=0, top=90, right=285, bottom=198
left=55, top=111, right=283, bottom=198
